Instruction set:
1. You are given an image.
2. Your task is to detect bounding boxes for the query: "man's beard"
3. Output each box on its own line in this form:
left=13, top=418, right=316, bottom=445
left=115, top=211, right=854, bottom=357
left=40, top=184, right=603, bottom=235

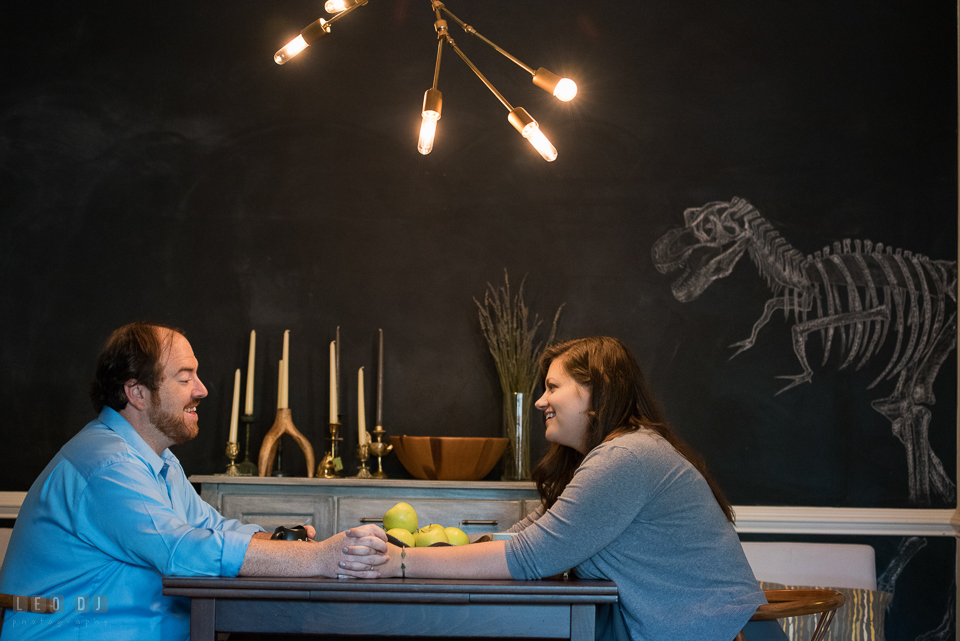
left=148, top=402, right=198, bottom=446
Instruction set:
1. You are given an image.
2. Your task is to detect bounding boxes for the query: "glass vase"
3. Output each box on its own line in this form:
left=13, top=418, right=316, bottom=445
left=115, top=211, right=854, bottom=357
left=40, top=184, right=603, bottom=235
left=501, top=391, right=532, bottom=481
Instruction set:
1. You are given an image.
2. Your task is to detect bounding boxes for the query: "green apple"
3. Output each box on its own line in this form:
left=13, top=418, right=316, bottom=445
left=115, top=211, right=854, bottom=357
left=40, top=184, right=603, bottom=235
left=383, top=502, right=418, bottom=533
left=386, top=528, right=415, bottom=547
left=444, top=526, right=469, bottom=546
left=414, top=527, right=449, bottom=547
left=417, top=523, right=444, bottom=533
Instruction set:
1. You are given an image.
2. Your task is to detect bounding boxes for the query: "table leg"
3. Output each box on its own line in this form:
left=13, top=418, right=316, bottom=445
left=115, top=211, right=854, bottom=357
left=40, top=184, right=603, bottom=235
left=190, top=597, right=216, bottom=641
left=570, top=604, right=595, bottom=641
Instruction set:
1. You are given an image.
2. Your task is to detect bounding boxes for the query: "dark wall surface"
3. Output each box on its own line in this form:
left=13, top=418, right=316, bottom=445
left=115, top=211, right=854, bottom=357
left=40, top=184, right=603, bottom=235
left=2, top=0, right=956, bottom=498
left=1, top=0, right=955, bottom=497
left=0, top=1, right=956, bottom=635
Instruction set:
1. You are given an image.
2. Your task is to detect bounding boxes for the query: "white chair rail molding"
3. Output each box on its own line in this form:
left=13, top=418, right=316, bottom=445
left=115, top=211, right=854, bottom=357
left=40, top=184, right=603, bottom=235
left=0, top=492, right=956, bottom=536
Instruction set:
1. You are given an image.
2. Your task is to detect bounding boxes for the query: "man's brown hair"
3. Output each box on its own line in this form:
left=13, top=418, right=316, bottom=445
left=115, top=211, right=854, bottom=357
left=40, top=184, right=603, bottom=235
left=90, top=322, right=182, bottom=412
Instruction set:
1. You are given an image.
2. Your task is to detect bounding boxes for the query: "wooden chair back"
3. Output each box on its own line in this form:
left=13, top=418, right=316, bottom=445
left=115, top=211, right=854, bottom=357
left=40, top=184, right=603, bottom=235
left=734, top=588, right=845, bottom=641
left=0, top=593, right=58, bottom=613
left=1, top=593, right=60, bottom=637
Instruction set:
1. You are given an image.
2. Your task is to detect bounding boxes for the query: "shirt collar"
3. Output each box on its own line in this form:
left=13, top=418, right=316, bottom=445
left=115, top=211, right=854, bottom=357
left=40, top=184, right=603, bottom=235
left=98, top=406, right=177, bottom=476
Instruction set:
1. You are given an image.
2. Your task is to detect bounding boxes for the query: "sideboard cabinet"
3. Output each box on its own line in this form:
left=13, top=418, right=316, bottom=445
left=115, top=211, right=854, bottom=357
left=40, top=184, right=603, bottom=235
left=191, top=476, right=541, bottom=539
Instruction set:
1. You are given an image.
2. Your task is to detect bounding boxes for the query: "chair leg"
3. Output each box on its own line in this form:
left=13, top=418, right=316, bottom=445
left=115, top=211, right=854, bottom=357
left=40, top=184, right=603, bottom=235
left=734, top=631, right=746, bottom=641
left=811, top=610, right=838, bottom=641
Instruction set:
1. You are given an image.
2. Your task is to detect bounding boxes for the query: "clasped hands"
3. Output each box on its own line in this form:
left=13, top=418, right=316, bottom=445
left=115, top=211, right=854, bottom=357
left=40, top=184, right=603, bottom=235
left=335, top=524, right=391, bottom=578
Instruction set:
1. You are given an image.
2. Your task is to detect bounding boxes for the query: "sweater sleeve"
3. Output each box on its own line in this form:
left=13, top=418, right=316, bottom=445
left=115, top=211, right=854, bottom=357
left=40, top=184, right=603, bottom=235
left=505, top=504, right=545, bottom=533
left=505, top=440, right=683, bottom=579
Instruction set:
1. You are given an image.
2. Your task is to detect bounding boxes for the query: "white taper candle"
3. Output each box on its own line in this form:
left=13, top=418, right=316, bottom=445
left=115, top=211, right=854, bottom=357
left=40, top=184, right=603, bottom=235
left=229, top=369, right=240, bottom=442
left=281, top=330, right=290, bottom=409
left=358, top=367, right=367, bottom=445
left=277, top=360, right=283, bottom=409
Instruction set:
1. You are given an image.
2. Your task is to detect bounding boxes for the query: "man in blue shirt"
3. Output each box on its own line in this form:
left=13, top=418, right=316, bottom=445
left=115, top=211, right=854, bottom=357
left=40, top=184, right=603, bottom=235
left=0, top=322, right=389, bottom=639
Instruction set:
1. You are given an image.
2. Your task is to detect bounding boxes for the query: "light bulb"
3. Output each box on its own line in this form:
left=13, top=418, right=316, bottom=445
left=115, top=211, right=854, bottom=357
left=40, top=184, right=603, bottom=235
left=523, top=125, right=557, bottom=162
left=417, top=88, right=443, bottom=156
left=274, top=35, right=309, bottom=65
left=274, top=18, right=330, bottom=65
left=532, top=67, right=578, bottom=102
left=324, top=0, right=349, bottom=12
left=508, top=107, right=557, bottom=162
left=553, top=78, right=578, bottom=102
left=418, top=113, right=439, bottom=155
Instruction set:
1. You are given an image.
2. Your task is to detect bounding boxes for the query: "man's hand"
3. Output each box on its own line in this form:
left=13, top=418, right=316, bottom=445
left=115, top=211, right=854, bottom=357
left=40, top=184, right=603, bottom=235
left=342, top=538, right=512, bottom=580
left=239, top=524, right=386, bottom=578
left=333, top=524, right=389, bottom=577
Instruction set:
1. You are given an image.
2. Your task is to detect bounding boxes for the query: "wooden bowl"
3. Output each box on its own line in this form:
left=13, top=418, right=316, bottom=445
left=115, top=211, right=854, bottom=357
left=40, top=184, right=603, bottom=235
left=389, top=436, right=509, bottom=481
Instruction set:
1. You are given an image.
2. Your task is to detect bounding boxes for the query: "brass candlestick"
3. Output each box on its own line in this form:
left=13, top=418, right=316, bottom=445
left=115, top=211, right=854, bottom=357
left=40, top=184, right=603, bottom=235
left=236, top=415, right=258, bottom=476
left=224, top=441, right=241, bottom=476
left=352, top=443, right=374, bottom=479
left=368, top=425, right=393, bottom=479
left=317, top=422, right=344, bottom=478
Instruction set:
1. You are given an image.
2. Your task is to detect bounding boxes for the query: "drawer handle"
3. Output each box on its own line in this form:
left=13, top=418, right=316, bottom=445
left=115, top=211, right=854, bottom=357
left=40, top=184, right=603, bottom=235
left=358, top=518, right=499, bottom=526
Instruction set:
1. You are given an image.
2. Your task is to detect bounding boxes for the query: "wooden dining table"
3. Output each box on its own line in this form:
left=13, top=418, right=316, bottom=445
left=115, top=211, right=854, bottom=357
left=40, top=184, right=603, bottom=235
left=162, top=575, right=618, bottom=640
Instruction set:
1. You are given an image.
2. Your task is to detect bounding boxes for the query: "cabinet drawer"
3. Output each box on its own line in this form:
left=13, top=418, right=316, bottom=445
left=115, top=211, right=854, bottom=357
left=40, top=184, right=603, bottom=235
left=337, top=498, right=524, bottom=535
left=221, top=494, right=336, bottom=538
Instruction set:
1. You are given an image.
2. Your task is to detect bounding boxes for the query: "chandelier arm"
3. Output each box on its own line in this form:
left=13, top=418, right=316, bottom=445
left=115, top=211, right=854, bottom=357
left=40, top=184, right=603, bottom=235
left=431, top=37, right=445, bottom=90
left=448, top=40, right=514, bottom=112
left=437, top=5, right=536, bottom=76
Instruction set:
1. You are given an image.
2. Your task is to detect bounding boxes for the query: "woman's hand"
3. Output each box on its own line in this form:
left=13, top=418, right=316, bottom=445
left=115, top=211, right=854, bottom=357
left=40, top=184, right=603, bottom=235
left=324, top=524, right=390, bottom=578
left=340, top=536, right=512, bottom=580
left=345, top=528, right=406, bottom=578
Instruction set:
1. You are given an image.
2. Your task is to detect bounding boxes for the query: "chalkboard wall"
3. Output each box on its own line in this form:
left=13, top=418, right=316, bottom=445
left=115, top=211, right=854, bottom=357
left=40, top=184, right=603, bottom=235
left=0, top=0, right=956, bottom=636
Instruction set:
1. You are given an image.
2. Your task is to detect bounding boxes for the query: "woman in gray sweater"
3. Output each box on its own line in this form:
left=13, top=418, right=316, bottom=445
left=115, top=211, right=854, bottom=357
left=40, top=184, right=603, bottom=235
left=356, top=336, right=784, bottom=641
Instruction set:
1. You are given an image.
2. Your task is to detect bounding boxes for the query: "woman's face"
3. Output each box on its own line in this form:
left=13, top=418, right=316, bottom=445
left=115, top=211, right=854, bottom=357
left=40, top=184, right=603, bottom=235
left=535, top=358, right=592, bottom=454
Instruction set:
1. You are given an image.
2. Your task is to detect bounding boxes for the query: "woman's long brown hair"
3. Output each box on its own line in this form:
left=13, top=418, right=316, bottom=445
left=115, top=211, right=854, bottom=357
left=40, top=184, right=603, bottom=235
left=531, top=336, right=735, bottom=522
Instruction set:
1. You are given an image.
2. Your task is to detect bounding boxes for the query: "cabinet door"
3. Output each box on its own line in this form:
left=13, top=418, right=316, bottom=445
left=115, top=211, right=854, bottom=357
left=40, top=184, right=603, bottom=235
left=221, top=494, right=336, bottom=539
left=338, top=498, right=525, bottom=535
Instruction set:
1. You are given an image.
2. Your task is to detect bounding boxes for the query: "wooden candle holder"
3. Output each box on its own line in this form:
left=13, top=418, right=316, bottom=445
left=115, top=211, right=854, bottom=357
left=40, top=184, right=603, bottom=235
left=258, top=408, right=315, bottom=478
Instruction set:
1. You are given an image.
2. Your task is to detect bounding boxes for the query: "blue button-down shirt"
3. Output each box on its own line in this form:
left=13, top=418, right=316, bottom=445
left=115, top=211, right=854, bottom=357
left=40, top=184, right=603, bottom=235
left=0, top=408, right=263, bottom=639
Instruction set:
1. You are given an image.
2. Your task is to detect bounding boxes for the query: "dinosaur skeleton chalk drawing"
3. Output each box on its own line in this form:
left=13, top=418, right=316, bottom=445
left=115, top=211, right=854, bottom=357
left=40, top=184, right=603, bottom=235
left=877, top=536, right=926, bottom=597
left=878, top=538, right=956, bottom=641
left=651, top=198, right=957, bottom=505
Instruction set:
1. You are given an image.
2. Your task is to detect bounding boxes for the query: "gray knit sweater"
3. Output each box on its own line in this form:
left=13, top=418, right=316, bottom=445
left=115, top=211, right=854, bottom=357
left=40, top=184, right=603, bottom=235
left=504, top=429, right=766, bottom=641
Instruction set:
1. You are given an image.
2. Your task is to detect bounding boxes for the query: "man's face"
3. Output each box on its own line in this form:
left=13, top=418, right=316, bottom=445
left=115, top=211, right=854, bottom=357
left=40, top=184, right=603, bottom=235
left=148, top=332, right=207, bottom=446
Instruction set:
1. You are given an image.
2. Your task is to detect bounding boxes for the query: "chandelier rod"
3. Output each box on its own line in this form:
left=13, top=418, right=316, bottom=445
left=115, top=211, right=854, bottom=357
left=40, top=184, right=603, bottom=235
left=433, top=2, right=535, bottom=76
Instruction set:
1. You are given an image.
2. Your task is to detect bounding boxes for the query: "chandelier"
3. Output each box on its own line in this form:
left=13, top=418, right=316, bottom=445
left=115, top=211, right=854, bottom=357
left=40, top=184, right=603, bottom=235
left=274, top=0, right=578, bottom=162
